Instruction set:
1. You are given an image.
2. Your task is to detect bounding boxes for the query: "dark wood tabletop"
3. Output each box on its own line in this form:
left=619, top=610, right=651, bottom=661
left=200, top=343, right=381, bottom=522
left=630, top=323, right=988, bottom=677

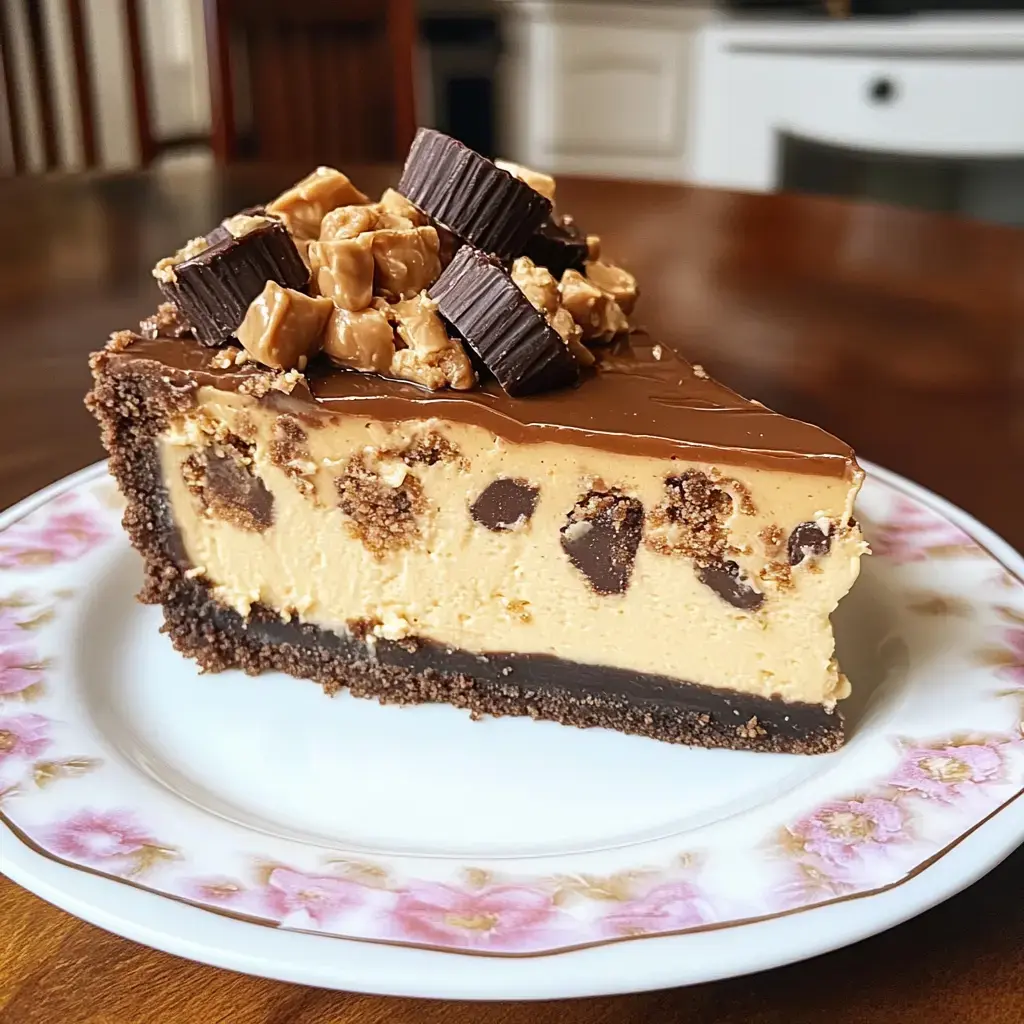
left=0, top=162, right=1022, bottom=1023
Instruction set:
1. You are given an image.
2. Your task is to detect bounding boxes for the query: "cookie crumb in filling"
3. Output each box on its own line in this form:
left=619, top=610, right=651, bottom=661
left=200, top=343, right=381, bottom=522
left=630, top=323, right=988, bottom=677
left=336, top=451, right=426, bottom=557
left=646, top=471, right=734, bottom=564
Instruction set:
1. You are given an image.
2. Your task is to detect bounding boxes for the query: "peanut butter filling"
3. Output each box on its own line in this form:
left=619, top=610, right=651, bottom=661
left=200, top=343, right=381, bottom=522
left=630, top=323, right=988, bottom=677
left=160, top=388, right=864, bottom=706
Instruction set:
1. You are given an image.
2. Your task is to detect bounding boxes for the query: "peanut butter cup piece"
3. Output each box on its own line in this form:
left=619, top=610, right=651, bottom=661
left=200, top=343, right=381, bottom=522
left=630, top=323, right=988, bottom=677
left=523, top=214, right=588, bottom=279
left=429, top=245, right=579, bottom=396
left=398, top=128, right=552, bottom=259
left=153, top=219, right=310, bottom=347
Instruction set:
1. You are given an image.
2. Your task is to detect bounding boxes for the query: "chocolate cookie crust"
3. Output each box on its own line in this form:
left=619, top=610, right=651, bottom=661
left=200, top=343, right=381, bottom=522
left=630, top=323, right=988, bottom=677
left=86, top=350, right=843, bottom=755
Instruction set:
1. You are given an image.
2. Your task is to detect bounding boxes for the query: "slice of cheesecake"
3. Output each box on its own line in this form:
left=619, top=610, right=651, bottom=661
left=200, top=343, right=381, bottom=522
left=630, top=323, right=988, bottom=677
left=87, top=133, right=865, bottom=754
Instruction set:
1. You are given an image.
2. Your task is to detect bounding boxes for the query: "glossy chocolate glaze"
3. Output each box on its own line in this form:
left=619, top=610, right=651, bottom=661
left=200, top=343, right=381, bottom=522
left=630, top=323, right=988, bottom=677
left=109, top=332, right=858, bottom=477
left=237, top=598, right=845, bottom=747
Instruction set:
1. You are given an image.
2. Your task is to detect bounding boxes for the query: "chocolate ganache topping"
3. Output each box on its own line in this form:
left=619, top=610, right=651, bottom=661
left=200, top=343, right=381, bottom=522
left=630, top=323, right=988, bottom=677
left=135, top=129, right=857, bottom=478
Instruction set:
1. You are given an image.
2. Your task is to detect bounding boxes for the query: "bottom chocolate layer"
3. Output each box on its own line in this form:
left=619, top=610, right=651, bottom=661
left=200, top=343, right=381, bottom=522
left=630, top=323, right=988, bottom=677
left=89, top=356, right=843, bottom=755
left=158, top=577, right=843, bottom=754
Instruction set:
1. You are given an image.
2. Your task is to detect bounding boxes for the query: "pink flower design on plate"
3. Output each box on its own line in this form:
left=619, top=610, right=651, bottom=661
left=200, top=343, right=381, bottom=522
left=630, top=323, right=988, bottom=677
left=177, top=875, right=278, bottom=919
left=0, top=609, right=31, bottom=645
left=387, top=881, right=561, bottom=952
left=998, top=629, right=1024, bottom=686
left=0, top=646, right=46, bottom=696
left=788, top=797, right=907, bottom=865
left=773, top=858, right=859, bottom=910
left=0, top=713, right=50, bottom=763
left=0, top=501, right=108, bottom=569
left=180, top=875, right=251, bottom=906
left=888, top=742, right=1005, bottom=801
left=870, top=497, right=973, bottom=564
left=46, top=810, right=156, bottom=862
left=260, top=867, right=370, bottom=927
left=597, top=881, right=713, bottom=938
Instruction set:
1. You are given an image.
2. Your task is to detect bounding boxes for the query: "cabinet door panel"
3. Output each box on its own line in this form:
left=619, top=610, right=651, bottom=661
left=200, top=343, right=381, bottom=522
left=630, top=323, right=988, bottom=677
left=546, top=23, right=688, bottom=171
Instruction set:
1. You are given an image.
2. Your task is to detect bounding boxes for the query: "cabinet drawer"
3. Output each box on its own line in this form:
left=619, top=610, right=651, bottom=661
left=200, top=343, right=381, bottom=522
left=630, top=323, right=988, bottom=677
left=739, top=50, right=1024, bottom=156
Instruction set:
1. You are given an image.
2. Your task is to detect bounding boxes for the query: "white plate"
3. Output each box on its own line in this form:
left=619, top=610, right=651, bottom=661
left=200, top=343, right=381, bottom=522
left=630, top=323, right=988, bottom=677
left=0, top=461, right=1022, bottom=1000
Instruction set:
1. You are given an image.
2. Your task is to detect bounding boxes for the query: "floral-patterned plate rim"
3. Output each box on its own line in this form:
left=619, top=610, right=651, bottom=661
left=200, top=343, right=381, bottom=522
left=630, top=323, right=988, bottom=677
left=0, top=460, right=1022, bottom=1000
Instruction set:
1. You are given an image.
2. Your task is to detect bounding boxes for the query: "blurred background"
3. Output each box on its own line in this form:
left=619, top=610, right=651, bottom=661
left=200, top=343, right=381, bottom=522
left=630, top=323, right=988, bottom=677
left=2, top=0, right=1024, bottom=224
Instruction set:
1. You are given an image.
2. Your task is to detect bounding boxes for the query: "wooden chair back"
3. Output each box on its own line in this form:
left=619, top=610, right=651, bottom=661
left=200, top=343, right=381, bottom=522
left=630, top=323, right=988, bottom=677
left=204, top=0, right=416, bottom=166
left=0, top=0, right=153, bottom=174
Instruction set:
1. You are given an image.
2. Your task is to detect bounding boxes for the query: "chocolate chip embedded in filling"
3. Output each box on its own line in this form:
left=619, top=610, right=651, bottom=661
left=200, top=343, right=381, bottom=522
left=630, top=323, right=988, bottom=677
left=471, top=478, right=539, bottom=532
left=697, top=559, right=765, bottom=611
left=788, top=522, right=832, bottom=566
left=561, top=490, right=644, bottom=595
left=336, top=453, right=425, bottom=558
left=183, top=443, right=274, bottom=532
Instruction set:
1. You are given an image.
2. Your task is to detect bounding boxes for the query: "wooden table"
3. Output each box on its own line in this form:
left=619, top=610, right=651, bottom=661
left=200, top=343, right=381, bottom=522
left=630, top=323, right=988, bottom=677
left=0, top=163, right=1022, bottom=1023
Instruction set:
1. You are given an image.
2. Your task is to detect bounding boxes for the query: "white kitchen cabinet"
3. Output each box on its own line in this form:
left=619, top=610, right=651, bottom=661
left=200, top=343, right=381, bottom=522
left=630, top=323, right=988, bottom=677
left=502, top=4, right=1024, bottom=200
left=499, top=2, right=712, bottom=179
left=690, top=18, right=1024, bottom=192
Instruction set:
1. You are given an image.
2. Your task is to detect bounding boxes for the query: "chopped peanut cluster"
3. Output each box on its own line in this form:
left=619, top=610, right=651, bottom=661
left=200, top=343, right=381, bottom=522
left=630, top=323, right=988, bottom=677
left=204, top=168, right=461, bottom=386
left=559, top=269, right=630, bottom=343
left=386, top=293, right=476, bottom=390
left=511, top=257, right=594, bottom=367
left=319, top=291, right=474, bottom=391
left=152, top=235, right=208, bottom=284
left=511, top=249, right=637, bottom=358
left=584, top=260, right=639, bottom=316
